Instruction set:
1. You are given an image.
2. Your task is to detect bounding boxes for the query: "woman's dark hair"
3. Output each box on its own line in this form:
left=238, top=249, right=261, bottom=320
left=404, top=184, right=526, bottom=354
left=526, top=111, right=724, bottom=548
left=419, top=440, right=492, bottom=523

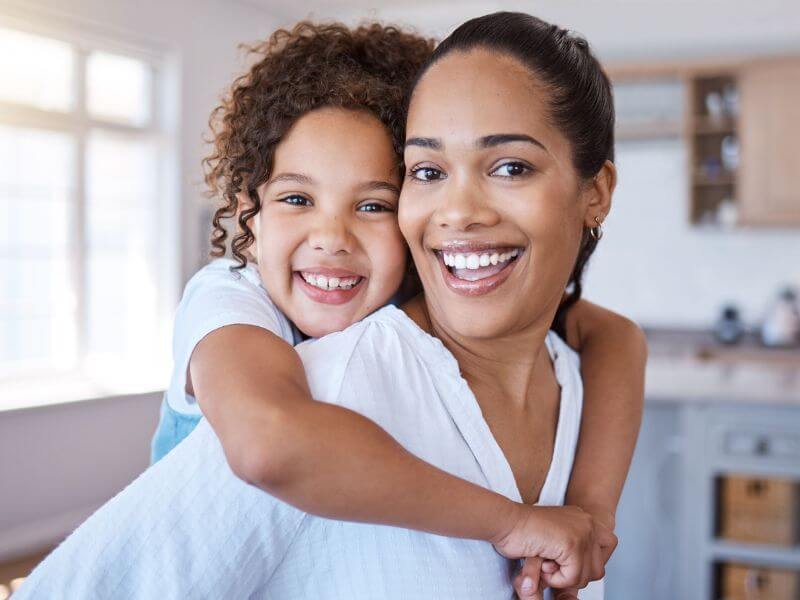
left=205, top=22, right=435, bottom=269
left=408, top=12, right=615, bottom=339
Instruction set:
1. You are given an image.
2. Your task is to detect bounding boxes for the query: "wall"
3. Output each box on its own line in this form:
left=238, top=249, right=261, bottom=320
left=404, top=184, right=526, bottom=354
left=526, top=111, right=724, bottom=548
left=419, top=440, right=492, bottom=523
left=586, top=139, right=800, bottom=329
left=0, top=0, right=280, bottom=560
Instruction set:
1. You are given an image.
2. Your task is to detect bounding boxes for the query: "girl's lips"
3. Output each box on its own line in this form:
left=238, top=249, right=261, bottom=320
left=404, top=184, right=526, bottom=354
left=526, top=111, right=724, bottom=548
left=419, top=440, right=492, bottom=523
left=434, top=250, right=520, bottom=297
left=294, top=272, right=366, bottom=305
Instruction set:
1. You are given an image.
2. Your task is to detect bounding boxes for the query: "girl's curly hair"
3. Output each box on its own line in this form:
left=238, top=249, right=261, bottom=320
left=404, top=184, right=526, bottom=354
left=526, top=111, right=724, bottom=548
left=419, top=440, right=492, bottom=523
left=204, top=21, right=435, bottom=269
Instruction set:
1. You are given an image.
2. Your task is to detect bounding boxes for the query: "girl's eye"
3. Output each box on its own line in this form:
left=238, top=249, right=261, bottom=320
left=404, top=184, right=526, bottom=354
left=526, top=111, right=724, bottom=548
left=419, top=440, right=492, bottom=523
left=278, top=194, right=312, bottom=207
left=408, top=166, right=445, bottom=182
left=491, top=162, right=532, bottom=178
left=357, top=202, right=394, bottom=213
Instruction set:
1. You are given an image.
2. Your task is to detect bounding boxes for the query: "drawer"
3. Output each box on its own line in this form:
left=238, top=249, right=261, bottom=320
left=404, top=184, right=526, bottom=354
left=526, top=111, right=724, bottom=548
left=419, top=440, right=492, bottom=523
left=723, top=430, right=800, bottom=460
left=719, top=475, right=800, bottom=546
left=720, top=563, right=800, bottom=600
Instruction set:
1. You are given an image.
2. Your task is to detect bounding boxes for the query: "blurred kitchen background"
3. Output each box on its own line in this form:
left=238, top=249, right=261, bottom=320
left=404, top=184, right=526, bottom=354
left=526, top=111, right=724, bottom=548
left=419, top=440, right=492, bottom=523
left=1, top=0, right=799, bottom=598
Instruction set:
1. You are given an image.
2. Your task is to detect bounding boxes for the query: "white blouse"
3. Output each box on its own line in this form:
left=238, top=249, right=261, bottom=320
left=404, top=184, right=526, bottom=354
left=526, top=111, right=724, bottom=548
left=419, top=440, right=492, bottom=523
left=17, top=305, right=602, bottom=599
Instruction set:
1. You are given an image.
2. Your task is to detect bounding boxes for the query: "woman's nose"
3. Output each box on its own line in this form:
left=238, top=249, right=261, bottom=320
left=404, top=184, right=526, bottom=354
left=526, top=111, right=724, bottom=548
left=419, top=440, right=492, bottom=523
left=307, top=214, right=355, bottom=255
left=432, top=182, right=501, bottom=231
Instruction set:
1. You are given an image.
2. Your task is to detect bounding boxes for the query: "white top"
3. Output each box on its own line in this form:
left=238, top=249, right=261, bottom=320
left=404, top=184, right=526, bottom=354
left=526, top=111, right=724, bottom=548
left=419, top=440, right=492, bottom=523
left=17, top=305, right=602, bottom=599
left=166, top=258, right=297, bottom=414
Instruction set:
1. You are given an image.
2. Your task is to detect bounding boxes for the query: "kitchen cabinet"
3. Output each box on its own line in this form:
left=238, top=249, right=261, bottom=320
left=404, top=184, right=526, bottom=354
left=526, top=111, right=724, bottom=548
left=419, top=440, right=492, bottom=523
left=608, top=56, right=800, bottom=228
left=607, top=401, right=800, bottom=599
left=738, top=60, right=800, bottom=226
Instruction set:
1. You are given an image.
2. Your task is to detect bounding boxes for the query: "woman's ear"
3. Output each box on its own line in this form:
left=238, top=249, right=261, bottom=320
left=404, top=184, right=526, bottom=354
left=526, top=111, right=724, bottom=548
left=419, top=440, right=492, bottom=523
left=582, top=159, right=616, bottom=228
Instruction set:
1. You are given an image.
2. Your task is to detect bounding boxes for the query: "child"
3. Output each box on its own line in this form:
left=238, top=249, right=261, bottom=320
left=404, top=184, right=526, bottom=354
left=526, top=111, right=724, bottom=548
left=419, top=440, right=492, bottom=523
left=153, top=21, right=644, bottom=596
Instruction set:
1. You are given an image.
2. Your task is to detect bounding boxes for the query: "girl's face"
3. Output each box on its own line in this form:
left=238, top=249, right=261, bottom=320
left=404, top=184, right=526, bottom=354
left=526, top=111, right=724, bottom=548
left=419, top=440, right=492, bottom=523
left=399, top=48, right=609, bottom=340
left=252, top=107, right=407, bottom=338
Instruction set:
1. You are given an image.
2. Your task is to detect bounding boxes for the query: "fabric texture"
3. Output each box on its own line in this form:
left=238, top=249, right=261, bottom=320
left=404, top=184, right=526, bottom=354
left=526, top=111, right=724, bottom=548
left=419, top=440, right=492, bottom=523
left=18, top=304, right=602, bottom=599
left=149, top=258, right=297, bottom=463
left=165, top=258, right=296, bottom=416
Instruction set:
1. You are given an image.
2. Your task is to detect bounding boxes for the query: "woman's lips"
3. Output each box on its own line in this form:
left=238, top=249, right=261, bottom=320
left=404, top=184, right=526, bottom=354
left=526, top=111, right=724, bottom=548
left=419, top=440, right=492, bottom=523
left=434, top=248, right=521, bottom=297
left=294, top=271, right=365, bottom=305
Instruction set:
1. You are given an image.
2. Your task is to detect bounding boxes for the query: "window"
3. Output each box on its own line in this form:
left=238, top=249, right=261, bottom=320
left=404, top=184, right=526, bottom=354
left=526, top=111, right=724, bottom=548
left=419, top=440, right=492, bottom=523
left=0, top=23, right=177, bottom=409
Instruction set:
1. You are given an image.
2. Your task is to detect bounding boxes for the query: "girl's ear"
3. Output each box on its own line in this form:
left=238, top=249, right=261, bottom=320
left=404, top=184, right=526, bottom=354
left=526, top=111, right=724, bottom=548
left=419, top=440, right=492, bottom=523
left=582, top=159, right=616, bottom=228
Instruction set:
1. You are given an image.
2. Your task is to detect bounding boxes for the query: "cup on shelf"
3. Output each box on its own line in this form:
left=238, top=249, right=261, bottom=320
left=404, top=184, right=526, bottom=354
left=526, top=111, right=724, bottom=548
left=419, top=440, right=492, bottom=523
left=705, top=91, right=724, bottom=119
left=721, top=135, right=739, bottom=171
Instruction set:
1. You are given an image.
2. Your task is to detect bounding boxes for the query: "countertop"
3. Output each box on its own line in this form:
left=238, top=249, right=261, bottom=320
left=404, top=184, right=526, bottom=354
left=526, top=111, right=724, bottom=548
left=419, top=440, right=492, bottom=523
left=643, top=329, right=800, bottom=406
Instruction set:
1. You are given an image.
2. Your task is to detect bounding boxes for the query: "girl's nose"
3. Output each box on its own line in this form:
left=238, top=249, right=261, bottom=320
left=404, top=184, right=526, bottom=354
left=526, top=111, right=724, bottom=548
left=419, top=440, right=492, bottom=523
left=308, top=214, right=355, bottom=256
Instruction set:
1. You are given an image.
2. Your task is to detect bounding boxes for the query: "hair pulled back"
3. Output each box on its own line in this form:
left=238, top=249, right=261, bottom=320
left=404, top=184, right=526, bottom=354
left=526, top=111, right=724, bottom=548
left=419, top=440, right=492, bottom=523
left=408, top=12, right=615, bottom=338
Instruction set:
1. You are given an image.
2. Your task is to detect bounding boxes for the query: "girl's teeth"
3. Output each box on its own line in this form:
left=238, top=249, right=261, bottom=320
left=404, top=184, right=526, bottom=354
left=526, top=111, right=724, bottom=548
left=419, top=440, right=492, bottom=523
left=301, top=273, right=360, bottom=291
left=466, top=254, right=480, bottom=269
left=479, top=254, right=490, bottom=267
left=490, top=253, right=499, bottom=265
left=454, top=255, right=467, bottom=269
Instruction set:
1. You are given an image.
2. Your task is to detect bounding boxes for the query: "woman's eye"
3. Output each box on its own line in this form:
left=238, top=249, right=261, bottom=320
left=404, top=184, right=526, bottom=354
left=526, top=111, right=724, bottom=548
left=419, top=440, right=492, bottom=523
left=491, top=162, right=531, bottom=178
left=278, top=194, right=312, bottom=207
left=409, top=166, right=445, bottom=182
left=358, top=202, right=394, bottom=213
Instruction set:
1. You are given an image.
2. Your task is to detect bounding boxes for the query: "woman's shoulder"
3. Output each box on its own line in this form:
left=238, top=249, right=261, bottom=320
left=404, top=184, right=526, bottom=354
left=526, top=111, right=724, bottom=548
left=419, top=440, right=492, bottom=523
left=294, top=305, right=456, bottom=397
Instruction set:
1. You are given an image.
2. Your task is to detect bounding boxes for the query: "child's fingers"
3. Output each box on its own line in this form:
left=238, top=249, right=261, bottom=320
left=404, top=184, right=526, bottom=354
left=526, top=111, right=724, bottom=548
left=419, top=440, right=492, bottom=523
left=552, top=587, right=581, bottom=600
left=513, top=556, right=543, bottom=600
left=541, top=559, right=559, bottom=574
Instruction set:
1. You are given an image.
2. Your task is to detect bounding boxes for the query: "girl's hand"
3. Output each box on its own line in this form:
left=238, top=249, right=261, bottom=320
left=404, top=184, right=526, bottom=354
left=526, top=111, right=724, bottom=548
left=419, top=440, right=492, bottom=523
left=493, top=503, right=616, bottom=589
left=513, top=556, right=544, bottom=600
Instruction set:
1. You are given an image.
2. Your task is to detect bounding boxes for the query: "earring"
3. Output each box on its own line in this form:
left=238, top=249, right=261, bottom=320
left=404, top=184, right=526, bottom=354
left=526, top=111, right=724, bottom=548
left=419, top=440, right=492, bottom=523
left=589, top=216, right=604, bottom=241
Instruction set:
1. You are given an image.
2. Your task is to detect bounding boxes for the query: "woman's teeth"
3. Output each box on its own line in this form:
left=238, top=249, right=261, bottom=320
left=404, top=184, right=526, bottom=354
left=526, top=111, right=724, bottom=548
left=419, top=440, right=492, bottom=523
left=301, top=272, right=361, bottom=291
left=442, top=248, right=520, bottom=270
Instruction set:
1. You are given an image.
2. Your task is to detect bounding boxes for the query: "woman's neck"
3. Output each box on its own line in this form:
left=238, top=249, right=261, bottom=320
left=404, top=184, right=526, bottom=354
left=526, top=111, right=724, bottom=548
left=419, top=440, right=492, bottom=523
left=402, top=295, right=555, bottom=407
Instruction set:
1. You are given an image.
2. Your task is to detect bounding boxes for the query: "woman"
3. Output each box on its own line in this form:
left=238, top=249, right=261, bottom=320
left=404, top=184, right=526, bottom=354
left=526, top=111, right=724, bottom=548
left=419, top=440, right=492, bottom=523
left=16, top=12, right=641, bottom=600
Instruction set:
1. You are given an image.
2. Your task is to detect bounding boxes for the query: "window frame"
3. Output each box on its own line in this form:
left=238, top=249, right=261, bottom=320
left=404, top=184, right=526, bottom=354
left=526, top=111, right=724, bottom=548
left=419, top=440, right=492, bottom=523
left=0, top=10, right=181, bottom=411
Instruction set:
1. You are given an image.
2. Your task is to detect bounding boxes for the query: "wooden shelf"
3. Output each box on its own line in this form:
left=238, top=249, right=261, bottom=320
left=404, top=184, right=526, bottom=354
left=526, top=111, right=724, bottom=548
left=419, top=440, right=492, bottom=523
left=693, top=116, right=737, bottom=135
left=693, top=173, right=736, bottom=186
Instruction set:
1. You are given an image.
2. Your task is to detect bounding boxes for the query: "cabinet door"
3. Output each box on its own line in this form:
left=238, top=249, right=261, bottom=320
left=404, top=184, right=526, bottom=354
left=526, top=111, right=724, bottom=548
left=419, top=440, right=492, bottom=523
left=738, top=60, right=800, bottom=226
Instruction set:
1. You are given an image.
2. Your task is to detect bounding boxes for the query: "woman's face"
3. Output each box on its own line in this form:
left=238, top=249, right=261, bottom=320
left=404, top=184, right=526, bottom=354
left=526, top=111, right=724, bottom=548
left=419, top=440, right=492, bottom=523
left=399, top=48, right=605, bottom=340
left=253, top=107, right=407, bottom=338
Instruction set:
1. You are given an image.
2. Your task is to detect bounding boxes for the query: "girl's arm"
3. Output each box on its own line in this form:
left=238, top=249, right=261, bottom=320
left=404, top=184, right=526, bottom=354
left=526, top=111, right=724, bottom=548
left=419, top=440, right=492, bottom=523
left=191, top=323, right=613, bottom=572
left=562, top=298, right=647, bottom=530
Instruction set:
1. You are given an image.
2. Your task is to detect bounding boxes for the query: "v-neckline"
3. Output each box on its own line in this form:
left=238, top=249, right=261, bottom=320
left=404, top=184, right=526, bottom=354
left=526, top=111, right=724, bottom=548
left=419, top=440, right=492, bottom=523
left=377, top=305, right=573, bottom=505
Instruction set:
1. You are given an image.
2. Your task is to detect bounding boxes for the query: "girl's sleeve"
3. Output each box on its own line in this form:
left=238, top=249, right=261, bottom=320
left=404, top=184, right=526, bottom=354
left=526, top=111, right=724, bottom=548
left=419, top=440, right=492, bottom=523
left=167, top=260, right=296, bottom=415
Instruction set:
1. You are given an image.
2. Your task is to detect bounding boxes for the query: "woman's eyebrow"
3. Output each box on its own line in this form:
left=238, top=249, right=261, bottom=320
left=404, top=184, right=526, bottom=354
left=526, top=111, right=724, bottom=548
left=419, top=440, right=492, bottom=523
left=359, top=180, right=401, bottom=195
left=478, top=134, right=547, bottom=151
left=405, top=134, right=547, bottom=152
left=267, top=172, right=315, bottom=186
left=405, top=137, right=441, bottom=150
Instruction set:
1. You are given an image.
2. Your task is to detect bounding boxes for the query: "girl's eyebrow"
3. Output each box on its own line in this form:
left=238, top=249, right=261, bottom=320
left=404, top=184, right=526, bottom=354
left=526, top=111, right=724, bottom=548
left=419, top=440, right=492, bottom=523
left=267, top=172, right=315, bottom=186
left=360, top=180, right=400, bottom=195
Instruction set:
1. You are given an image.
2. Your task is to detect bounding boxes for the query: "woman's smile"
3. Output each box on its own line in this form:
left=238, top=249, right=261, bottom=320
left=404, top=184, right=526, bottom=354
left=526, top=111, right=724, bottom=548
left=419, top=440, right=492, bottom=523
left=431, top=241, right=525, bottom=297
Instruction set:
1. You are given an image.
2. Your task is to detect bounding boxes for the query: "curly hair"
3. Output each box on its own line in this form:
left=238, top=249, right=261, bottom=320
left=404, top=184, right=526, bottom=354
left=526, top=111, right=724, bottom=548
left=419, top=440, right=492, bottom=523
left=204, top=21, right=435, bottom=269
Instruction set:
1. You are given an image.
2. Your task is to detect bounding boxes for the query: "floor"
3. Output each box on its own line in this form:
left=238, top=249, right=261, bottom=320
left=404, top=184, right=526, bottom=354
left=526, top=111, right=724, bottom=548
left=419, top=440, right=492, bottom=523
left=0, top=549, right=51, bottom=598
